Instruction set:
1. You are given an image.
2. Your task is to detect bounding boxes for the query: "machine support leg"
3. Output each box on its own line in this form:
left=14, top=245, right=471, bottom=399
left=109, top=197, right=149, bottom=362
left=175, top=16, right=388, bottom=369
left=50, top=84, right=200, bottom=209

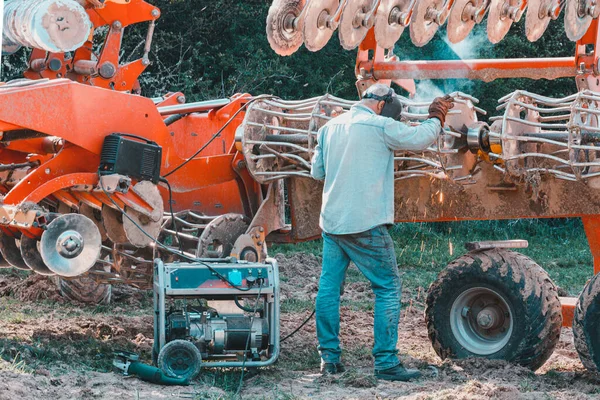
left=582, top=216, right=600, bottom=275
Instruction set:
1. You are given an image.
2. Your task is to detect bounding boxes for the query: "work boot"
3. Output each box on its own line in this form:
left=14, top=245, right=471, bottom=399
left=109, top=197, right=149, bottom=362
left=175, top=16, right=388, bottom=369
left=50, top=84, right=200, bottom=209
left=375, top=364, right=421, bottom=382
left=320, top=361, right=346, bottom=375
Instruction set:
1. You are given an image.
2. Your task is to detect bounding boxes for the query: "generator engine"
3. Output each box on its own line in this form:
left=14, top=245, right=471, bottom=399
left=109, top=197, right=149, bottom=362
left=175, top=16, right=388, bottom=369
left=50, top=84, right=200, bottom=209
left=165, top=306, right=270, bottom=357
left=153, top=258, right=280, bottom=380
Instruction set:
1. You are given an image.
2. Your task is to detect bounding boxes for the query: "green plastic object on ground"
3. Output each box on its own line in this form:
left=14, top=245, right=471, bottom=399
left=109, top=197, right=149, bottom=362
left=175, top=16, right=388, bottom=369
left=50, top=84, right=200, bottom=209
left=113, top=350, right=189, bottom=386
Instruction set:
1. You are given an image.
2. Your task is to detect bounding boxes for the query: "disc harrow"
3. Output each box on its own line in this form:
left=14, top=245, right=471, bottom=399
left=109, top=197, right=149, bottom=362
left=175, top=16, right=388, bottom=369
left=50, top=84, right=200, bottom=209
left=266, top=0, right=586, bottom=54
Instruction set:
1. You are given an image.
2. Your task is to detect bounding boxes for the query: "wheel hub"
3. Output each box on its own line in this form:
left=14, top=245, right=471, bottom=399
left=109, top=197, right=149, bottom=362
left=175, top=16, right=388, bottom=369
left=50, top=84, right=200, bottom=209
left=476, top=305, right=504, bottom=329
left=57, top=231, right=84, bottom=258
left=450, top=287, right=514, bottom=355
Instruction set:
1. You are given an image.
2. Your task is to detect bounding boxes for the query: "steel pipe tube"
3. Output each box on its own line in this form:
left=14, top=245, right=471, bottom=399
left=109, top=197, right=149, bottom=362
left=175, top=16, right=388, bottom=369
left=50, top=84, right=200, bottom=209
left=157, top=99, right=231, bottom=116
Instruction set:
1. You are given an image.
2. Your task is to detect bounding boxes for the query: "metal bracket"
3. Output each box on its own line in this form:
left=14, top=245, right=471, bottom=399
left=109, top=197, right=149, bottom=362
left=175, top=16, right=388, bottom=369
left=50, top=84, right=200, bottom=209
left=465, top=240, right=529, bottom=251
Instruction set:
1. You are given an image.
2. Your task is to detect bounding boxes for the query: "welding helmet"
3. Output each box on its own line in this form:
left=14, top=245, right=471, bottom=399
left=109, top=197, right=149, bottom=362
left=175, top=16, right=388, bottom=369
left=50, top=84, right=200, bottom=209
left=363, top=87, right=402, bottom=120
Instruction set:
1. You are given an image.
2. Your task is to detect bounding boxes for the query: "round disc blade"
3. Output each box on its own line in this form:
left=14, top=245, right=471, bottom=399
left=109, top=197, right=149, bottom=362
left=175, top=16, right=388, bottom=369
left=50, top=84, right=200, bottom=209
left=102, top=204, right=128, bottom=244
left=20, top=235, right=54, bottom=276
left=2, top=42, right=21, bottom=56
left=410, top=0, right=445, bottom=47
left=79, top=203, right=108, bottom=242
left=447, top=0, right=478, bottom=43
left=0, top=232, right=29, bottom=270
left=123, top=207, right=162, bottom=248
left=41, top=213, right=102, bottom=277
left=374, top=0, right=411, bottom=48
left=303, top=0, right=340, bottom=51
left=197, top=214, right=249, bottom=258
left=487, top=0, right=514, bottom=43
left=122, top=181, right=164, bottom=248
left=525, top=0, right=553, bottom=42
left=339, top=0, right=376, bottom=50
left=266, top=0, right=307, bottom=56
left=564, top=0, right=592, bottom=41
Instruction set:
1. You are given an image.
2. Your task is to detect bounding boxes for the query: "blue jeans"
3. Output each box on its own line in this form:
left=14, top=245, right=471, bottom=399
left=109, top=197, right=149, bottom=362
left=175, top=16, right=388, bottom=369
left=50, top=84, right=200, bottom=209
left=316, top=225, right=402, bottom=371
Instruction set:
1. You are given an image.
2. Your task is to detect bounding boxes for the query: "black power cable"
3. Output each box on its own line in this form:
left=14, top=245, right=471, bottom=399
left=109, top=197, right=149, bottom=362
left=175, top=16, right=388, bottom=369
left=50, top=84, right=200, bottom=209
left=158, top=176, right=183, bottom=252
left=281, top=309, right=315, bottom=343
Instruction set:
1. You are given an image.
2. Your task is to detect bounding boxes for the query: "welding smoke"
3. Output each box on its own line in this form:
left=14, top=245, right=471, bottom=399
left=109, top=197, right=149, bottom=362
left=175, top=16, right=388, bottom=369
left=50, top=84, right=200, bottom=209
left=409, top=28, right=487, bottom=103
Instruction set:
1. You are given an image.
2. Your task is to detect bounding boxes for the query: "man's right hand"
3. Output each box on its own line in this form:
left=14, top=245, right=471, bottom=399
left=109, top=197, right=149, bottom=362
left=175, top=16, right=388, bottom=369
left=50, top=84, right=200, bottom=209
left=428, top=95, right=454, bottom=126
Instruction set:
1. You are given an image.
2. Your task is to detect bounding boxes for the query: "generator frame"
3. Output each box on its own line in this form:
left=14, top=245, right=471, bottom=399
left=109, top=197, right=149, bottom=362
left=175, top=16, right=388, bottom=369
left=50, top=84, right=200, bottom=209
left=152, top=258, right=281, bottom=368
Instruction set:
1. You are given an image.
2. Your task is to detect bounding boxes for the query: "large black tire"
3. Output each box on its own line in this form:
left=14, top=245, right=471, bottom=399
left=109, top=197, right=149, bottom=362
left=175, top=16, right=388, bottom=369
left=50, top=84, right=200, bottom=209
left=426, top=249, right=562, bottom=370
left=56, top=276, right=112, bottom=304
left=573, top=272, right=600, bottom=374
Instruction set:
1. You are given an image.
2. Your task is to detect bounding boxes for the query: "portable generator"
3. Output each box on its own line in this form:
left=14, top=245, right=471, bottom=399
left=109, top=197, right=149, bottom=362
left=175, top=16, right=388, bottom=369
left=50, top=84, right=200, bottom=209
left=152, top=258, right=280, bottom=379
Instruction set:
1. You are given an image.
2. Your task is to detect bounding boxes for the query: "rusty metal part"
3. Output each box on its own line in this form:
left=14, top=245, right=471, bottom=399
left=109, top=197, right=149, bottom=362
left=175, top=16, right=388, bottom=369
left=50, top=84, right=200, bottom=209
left=3, top=0, right=92, bottom=52
left=564, top=0, right=594, bottom=41
left=0, top=161, right=39, bottom=172
left=40, top=213, right=102, bottom=277
left=409, top=0, right=447, bottom=47
left=0, top=232, right=29, bottom=270
left=1, top=129, right=47, bottom=142
left=447, top=0, right=486, bottom=43
left=20, top=235, right=54, bottom=275
left=0, top=206, right=45, bottom=231
left=196, top=213, right=250, bottom=258
left=266, top=0, right=307, bottom=56
left=369, top=57, right=576, bottom=81
left=374, top=0, right=412, bottom=48
left=101, top=205, right=128, bottom=243
left=246, top=182, right=286, bottom=242
left=303, top=0, right=340, bottom=51
left=284, top=177, right=323, bottom=241
left=487, top=0, right=521, bottom=43
left=525, top=0, right=560, bottom=42
left=338, top=0, right=378, bottom=50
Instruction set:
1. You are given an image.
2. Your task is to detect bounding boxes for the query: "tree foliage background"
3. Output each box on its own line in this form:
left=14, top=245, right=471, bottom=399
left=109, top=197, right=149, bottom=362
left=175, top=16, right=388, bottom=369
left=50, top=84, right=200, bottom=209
left=1, top=0, right=578, bottom=117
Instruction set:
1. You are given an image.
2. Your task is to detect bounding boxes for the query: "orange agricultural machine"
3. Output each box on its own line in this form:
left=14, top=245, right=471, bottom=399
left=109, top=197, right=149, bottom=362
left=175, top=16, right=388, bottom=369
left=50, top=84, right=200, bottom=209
left=2, top=0, right=600, bottom=378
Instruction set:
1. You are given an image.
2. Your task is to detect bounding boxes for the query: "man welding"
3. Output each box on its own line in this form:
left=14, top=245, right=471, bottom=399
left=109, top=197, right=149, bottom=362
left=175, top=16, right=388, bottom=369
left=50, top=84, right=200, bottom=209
left=310, top=84, right=453, bottom=381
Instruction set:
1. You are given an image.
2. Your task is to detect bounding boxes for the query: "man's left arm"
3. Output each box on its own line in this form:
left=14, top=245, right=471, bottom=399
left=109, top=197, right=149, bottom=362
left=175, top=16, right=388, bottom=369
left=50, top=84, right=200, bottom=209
left=311, top=128, right=326, bottom=180
left=382, top=118, right=441, bottom=151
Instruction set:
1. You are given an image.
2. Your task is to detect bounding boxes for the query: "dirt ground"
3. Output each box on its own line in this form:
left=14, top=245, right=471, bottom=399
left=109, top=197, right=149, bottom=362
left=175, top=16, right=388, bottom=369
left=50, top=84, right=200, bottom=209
left=0, top=254, right=597, bottom=400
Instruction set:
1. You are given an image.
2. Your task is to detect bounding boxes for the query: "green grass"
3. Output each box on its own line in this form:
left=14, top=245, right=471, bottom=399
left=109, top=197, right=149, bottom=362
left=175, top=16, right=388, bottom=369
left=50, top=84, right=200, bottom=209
left=272, top=218, right=594, bottom=296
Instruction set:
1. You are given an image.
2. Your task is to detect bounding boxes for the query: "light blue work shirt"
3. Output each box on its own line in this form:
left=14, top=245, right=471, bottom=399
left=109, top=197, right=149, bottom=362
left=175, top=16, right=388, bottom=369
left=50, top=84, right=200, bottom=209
left=310, top=103, right=441, bottom=235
